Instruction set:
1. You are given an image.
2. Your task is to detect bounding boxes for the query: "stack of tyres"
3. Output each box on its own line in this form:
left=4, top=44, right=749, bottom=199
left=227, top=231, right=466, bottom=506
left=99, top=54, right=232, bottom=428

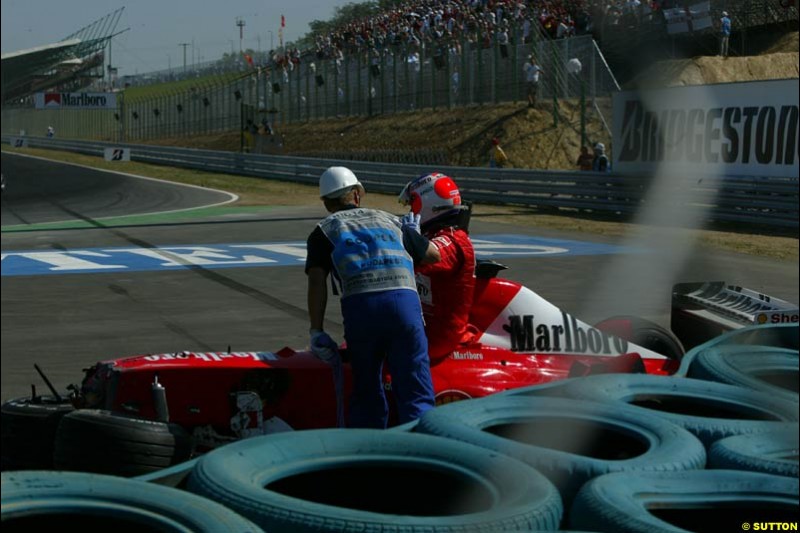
left=708, top=425, right=800, bottom=477
left=185, top=428, right=564, bottom=532
left=1, top=470, right=263, bottom=532
left=685, top=344, right=799, bottom=403
left=557, top=374, right=799, bottom=446
left=570, top=470, right=799, bottom=532
left=414, top=396, right=706, bottom=507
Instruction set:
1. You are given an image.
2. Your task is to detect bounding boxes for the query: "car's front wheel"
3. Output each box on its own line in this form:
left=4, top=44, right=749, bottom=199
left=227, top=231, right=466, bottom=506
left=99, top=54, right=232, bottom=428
left=1, top=394, right=74, bottom=470
left=53, top=409, right=192, bottom=477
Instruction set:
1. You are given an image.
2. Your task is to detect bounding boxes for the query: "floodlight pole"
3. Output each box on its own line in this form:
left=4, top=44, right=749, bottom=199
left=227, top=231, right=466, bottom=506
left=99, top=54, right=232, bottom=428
left=236, top=17, right=246, bottom=54
left=179, top=42, right=190, bottom=74
left=106, top=28, right=130, bottom=90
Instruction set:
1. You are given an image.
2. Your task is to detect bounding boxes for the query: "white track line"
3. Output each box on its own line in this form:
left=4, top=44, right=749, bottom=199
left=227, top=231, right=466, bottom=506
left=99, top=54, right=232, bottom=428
left=4, top=152, right=240, bottom=222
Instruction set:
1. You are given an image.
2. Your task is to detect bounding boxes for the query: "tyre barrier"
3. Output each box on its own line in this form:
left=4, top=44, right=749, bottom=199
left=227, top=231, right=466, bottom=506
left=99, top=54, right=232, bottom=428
left=134, top=457, right=200, bottom=488
left=708, top=425, right=800, bottom=478
left=686, top=345, right=799, bottom=402
left=570, top=470, right=799, bottom=533
left=492, top=377, right=580, bottom=399
left=558, top=374, right=799, bottom=446
left=387, top=418, right=420, bottom=432
left=415, top=396, right=706, bottom=506
left=53, top=409, right=192, bottom=477
left=187, top=428, right=563, bottom=532
left=676, top=323, right=799, bottom=377
left=1, top=394, right=74, bottom=471
left=1, top=470, right=263, bottom=532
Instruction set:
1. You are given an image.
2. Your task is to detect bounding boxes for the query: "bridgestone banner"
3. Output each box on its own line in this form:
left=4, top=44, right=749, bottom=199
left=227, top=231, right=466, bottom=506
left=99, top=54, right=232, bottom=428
left=103, top=148, right=130, bottom=161
left=613, top=79, right=799, bottom=178
left=34, top=92, right=117, bottom=110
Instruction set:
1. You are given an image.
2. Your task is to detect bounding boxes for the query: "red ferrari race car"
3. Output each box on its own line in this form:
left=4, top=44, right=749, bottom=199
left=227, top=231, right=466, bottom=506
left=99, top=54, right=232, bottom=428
left=2, top=260, right=797, bottom=475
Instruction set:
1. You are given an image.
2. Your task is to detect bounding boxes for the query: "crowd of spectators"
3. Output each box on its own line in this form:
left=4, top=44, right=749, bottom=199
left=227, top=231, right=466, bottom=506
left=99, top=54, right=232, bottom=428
left=266, top=0, right=676, bottom=72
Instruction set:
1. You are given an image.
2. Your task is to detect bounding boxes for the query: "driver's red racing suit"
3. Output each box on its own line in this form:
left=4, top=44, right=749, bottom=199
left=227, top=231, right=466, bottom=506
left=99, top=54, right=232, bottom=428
left=415, top=227, right=477, bottom=362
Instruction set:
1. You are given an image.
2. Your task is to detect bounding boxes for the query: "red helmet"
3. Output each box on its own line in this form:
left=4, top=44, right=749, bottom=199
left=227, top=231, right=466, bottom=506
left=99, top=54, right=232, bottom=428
left=398, top=172, right=462, bottom=229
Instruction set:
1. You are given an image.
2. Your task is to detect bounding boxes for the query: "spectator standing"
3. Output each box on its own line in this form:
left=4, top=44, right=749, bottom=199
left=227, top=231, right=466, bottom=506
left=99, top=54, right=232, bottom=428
left=719, top=11, right=731, bottom=58
left=592, top=142, right=610, bottom=172
left=243, top=119, right=256, bottom=153
left=523, top=55, right=543, bottom=108
left=46, top=125, right=55, bottom=138
left=305, top=167, right=437, bottom=428
left=497, top=24, right=510, bottom=58
left=522, top=17, right=532, bottom=43
left=489, top=137, right=509, bottom=168
left=576, top=145, right=594, bottom=170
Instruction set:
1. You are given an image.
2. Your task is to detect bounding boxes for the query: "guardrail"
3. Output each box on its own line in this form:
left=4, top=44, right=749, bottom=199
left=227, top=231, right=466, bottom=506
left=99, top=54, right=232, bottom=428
left=3, top=136, right=797, bottom=231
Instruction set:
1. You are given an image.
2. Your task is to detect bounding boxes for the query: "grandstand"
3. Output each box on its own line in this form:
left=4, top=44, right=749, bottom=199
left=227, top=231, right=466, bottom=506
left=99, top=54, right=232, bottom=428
left=1, top=8, right=124, bottom=104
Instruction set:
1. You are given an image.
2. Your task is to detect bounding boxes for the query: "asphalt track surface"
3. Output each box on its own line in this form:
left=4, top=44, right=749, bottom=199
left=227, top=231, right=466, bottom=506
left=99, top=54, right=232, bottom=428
left=1, top=152, right=798, bottom=402
left=0, top=152, right=237, bottom=226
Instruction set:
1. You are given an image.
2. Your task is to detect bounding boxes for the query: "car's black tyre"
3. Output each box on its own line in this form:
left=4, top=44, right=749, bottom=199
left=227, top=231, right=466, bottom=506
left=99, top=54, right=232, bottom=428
left=187, top=429, right=563, bottom=532
left=708, top=425, right=799, bottom=478
left=416, top=396, right=705, bottom=506
left=559, top=374, right=799, bottom=446
left=687, top=345, right=799, bottom=402
left=1, top=394, right=74, bottom=470
left=1, top=470, right=263, bottom=532
left=595, top=315, right=685, bottom=360
left=53, top=409, right=191, bottom=477
left=570, top=470, right=799, bottom=533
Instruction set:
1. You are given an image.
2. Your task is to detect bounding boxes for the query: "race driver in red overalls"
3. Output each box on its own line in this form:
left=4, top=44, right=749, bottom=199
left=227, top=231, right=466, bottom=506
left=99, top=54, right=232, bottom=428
left=399, top=173, right=477, bottom=363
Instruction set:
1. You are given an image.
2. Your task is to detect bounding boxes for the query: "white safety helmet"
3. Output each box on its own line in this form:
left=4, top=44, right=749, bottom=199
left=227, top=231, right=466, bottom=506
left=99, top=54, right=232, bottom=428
left=319, top=166, right=365, bottom=199
left=594, top=142, right=605, bottom=153
left=399, top=172, right=463, bottom=229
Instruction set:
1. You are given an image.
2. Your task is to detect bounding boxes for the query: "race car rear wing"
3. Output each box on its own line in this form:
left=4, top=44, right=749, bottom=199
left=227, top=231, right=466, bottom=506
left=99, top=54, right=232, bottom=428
left=671, top=282, right=799, bottom=349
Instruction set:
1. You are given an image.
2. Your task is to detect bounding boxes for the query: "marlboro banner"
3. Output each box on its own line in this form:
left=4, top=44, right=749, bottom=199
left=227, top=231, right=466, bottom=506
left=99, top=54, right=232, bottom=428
left=34, top=92, right=117, bottom=110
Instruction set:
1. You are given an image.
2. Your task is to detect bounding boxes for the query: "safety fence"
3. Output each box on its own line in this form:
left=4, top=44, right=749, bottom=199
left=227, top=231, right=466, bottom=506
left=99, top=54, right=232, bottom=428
left=0, top=35, right=617, bottom=145
left=3, top=136, right=796, bottom=231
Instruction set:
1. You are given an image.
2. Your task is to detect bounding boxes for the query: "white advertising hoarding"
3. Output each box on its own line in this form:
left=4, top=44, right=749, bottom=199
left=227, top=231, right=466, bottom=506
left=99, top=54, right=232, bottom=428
left=34, top=92, right=117, bottom=110
left=663, top=1, right=713, bottom=34
left=104, top=148, right=131, bottom=161
left=612, top=78, right=799, bottom=178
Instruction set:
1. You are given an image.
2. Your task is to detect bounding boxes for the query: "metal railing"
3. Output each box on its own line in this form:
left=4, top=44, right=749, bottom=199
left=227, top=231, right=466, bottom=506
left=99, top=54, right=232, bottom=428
left=3, top=136, right=796, bottom=231
left=1, top=35, right=618, bottom=144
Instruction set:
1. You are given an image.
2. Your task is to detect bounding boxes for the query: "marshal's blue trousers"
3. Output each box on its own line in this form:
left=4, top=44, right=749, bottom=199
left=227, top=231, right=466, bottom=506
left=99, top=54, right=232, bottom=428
left=341, top=289, right=435, bottom=428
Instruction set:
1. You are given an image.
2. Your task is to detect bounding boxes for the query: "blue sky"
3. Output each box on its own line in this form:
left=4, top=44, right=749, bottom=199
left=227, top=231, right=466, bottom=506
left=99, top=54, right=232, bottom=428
left=1, top=0, right=339, bottom=75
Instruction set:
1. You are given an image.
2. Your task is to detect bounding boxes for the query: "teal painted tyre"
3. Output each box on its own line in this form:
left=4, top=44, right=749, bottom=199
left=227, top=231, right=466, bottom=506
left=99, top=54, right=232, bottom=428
left=687, top=345, right=799, bottom=402
left=559, top=374, right=799, bottom=445
left=416, top=396, right=705, bottom=506
left=708, top=425, right=799, bottom=478
left=187, top=429, right=563, bottom=532
left=1, top=470, right=263, bottom=532
left=493, top=378, right=579, bottom=399
left=570, top=470, right=799, bottom=533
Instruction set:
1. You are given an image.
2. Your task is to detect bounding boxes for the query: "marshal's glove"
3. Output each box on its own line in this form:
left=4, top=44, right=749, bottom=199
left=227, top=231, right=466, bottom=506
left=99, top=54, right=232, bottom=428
left=401, top=212, right=421, bottom=234
left=310, top=329, right=339, bottom=363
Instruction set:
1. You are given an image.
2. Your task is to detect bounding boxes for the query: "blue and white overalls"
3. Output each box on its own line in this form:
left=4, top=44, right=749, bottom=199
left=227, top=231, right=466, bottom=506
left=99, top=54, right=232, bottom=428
left=306, top=207, right=435, bottom=428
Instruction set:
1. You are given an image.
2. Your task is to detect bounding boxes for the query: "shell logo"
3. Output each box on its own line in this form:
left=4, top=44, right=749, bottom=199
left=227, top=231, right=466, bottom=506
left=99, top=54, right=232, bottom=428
left=756, top=313, right=769, bottom=324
